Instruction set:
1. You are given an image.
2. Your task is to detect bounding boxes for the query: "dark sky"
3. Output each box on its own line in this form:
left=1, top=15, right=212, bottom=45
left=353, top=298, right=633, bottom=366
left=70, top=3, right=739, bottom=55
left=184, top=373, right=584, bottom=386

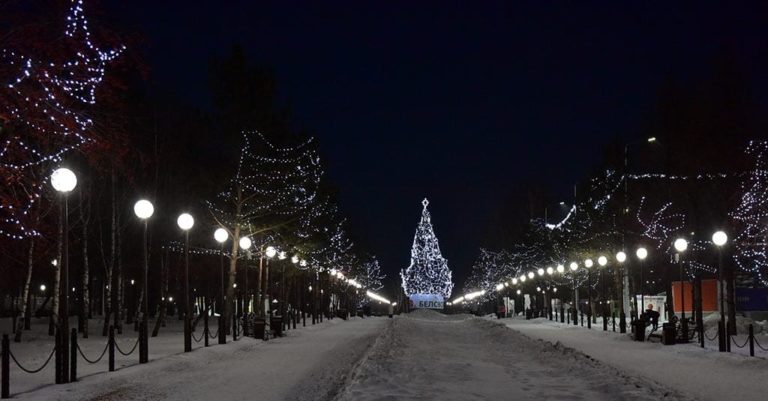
left=108, top=1, right=768, bottom=294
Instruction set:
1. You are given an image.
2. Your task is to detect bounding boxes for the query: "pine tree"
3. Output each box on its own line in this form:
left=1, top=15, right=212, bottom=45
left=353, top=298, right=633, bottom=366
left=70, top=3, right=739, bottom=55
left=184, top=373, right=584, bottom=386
left=400, top=198, right=454, bottom=298
left=732, top=140, right=768, bottom=285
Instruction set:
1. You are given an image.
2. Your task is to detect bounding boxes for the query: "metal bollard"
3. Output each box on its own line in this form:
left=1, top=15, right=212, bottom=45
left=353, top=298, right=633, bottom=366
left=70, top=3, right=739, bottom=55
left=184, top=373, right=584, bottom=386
left=108, top=326, right=115, bottom=372
left=749, top=324, right=755, bottom=357
left=2, top=334, right=9, bottom=399
left=70, top=329, right=77, bottom=382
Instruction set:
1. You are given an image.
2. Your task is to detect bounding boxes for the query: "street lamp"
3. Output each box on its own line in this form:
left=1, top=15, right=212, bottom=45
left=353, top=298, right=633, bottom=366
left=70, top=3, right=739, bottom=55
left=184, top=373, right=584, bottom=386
left=546, top=267, right=554, bottom=275
left=537, top=268, right=545, bottom=276
left=51, top=167, right=76, bottom=384
left=569, top=262, right=578, bottom=325
left=214, top=228, right=228, bottom=344
left=265, top=246, right=277, bottom=258
left=239, top=237, right=252, bottom=321
left=616, top=251, right=627, bottom=333
left=584, top=259, right=594, bottom=328
left=133, top=199, right=153, bottom=364
left=636, top=247, right=648, bottom=319
left=674, top=238, right=689, bottom=343
left=597, top=256, right=608, bottom=330
left=527, top=271, right=535, bottom=279
left=712, top=230, right=728, bottom=351
left=556, top=264, right=565, bottom=273
left=177, top=213, right=194, bottom=352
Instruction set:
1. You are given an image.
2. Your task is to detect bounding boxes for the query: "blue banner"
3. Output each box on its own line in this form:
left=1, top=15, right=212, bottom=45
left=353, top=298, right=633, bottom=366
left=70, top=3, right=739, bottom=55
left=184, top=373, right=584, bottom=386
left=735, top=288, right=768, bottom=311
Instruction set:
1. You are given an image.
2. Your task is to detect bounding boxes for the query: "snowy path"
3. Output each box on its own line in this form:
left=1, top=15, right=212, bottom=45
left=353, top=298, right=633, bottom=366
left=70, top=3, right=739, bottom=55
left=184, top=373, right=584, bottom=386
left=13, top=317, right=386, bottom=401
left=338, top=311, right=688, bottom=401
left=505, top=317, right=768, bottom=401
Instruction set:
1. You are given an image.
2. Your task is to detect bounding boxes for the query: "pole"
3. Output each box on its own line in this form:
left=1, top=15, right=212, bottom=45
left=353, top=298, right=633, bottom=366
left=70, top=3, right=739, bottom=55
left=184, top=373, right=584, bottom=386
left=2, top=334, right=10, bottom=399
left=679, top=254, right=688, bottom=343
left=718, top=247, right=726, bottom=352
left=219, top=244, right=226, bottom=344
left=140, top=221, right=149, bottom=363
left=184, top=231, right=191, bottom=352
left=56, top=195, right=70, bottom=383
left=587, top=268, right=592, bottom=329
left=640, top=259, right=644, bottom=317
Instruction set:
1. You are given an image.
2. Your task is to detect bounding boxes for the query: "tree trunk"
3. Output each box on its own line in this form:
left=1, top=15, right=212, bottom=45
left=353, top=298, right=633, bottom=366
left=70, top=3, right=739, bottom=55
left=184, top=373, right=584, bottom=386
left=223, top=223, right=241, bottom=335
left=14, top=238, right=35, bottom=342
left=726, top=264, right=737, bottom=334
left=102, top=169, right=117, bottom=337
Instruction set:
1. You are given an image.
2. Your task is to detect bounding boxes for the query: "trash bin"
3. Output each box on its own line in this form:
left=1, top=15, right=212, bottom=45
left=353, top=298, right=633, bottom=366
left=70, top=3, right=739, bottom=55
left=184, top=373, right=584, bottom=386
left=252, top=317, right=266, bottom=340
left=662, top=322, right=676, bottom=345
left=270, top=316, right=283, bottom=337
left=633, top=320, right=646, bottom=341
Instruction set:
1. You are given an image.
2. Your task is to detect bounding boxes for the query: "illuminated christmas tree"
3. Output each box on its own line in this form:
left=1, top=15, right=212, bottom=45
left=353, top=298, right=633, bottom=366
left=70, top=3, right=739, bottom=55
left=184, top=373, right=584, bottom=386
left=400, top=198, right=453, bottom=298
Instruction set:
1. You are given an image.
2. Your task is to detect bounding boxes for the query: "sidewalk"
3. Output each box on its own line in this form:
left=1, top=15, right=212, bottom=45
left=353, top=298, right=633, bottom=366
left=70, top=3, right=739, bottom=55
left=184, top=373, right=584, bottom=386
left=502, top=317, right=768, bottom=401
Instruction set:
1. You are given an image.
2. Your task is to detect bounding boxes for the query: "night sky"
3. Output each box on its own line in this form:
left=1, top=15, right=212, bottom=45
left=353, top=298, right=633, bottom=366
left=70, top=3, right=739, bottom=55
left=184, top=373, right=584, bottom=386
left=109, top=1, right=768, bottom=293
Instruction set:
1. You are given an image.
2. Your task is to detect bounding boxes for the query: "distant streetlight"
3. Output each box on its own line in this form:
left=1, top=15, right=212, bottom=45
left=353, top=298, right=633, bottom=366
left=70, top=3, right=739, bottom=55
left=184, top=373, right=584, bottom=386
left=40, top=284, right=46, bottom=292
left=569, top=262, right=578, bottom=271
left=177, top=213, right=194, bottom=352
left=133, top=199, right=153, bottom=364
left=239, top=236, right=252, bottom=250
left=265, top=246, right=277, bottom=258
left=598, top=256, right=607, bottom=267
left=537, top=268, right=545, bottom=276
left=512, top=278, right=518, bottom=285
left=546, top=267, right=554, bottom=275
left=556, top=264, right=565, bottom=273
left=291, top=255, right=299, bottom=264
left=584, top=259, right=593, bottom=268
left=616, top=251, right=627, bottom=263
left=647, top=137, right=657, bottom=143
left=51, top=167, right=76, bottom=384
left=527, top=271, right=535, bottom=279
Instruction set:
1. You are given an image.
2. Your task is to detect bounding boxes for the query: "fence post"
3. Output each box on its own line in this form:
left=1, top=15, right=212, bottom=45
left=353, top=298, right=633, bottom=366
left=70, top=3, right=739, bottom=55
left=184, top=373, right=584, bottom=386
left=108, top=326, right=115, bottom=372
left=718, top=320, right=726, bottom=352
left=70, top=329, right=77, bottom=382
left=749, top=324, right=755, bottom=357
left=232, top=313, right=238, bottom=341
left=612, top=312, right=616, bottom=332
left=726, top=324, right=731, bottom=352
left=2, top=334, right=9, bottom=399
left=580, top=311, right=584, bottom=326
left=204, top=311, right=209, bottom=347
left=699, top=322, right=704, bottom=348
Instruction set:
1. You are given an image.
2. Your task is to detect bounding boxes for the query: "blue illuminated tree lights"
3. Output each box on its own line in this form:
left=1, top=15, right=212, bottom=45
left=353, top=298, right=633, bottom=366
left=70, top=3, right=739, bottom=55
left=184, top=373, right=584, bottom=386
left=401, top=198, right=454, bottom=298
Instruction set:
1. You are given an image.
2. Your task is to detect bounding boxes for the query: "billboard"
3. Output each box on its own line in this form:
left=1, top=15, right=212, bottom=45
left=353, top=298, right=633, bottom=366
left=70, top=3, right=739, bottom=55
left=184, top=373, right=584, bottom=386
left=409, top=293, right=444, bottom=309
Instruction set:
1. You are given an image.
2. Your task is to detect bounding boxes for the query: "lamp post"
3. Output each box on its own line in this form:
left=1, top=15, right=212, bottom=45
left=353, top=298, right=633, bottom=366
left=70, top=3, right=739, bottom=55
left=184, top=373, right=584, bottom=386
left=616, top=251, right=627, bottom=333
left=598, top=256, right=608, bottom=330
left=133, top=199, right=154, bottom=363
left=674, top=238, right=689, bottom=343
left=569, top=262, right=578, bottom=325
left=265, top=246, right=277, bottom=317
left=585, top=259, right=594, bottom=328
left=239, top=236, right=252, bottom=333
left=177, top=213, right=194, bottom=352
left=51, top=167, right=76, bottom=384
left=636, top=247, right=648, bottom=318
left=214, top=228, right=228, bottom=344
left=712, top=231, right=728, bottom=351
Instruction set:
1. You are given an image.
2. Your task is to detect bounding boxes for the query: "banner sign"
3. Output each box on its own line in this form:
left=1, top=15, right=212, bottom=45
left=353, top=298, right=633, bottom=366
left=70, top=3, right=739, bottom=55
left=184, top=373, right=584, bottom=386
left=736, top=287, right=768, bottom=311
left=409, top=293, right=444, bottom=309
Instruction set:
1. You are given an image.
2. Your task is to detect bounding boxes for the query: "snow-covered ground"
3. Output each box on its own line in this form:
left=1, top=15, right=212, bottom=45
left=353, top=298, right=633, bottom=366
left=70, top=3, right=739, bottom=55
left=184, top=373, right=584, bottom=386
left=338, top=310, right=691, bottom=401
left=2, top=316, right=386, bottom=400
left=503, top=316, right=768, bottom=401
left=6, top=312, right=765, bottom=400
